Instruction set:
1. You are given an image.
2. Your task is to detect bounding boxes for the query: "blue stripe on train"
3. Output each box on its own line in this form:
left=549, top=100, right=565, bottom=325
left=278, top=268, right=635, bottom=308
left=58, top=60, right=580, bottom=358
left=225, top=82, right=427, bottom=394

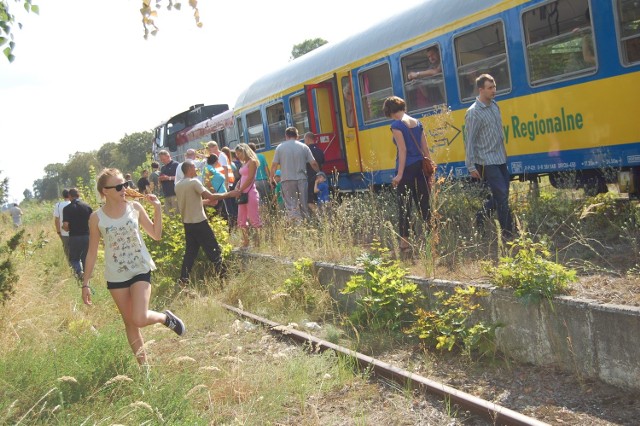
left=333, top=142, right=640, bottom=190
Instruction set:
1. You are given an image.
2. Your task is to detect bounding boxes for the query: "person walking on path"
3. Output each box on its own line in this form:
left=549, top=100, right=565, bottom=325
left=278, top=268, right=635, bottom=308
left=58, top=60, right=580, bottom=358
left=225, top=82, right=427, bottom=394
left=54, top=189, right=71, bottom=262
left=383, top=96, right=433, bottom=257
left=81, top=168, right=185, bottom=365
left=9, top=203, right=23, bottom=227
left=270, top=127, right=320, bottom=222
left=464, top=74, right=514, bottom=238
left=63, top=188, right=92, bottom=280
left=175, top=161, right=235, bottom=284
left=158, top=150, right=179, bottom=215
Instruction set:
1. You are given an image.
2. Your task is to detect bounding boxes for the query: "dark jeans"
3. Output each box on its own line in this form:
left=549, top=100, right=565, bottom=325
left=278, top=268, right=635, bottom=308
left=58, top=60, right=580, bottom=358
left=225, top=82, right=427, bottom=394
left=68, top=235, right=89, bottom=279
left=396, top=160, right=431, bottom=239
left=180, top=220, right=224, bottom=281
left=476, top=163, right=514, bottom=236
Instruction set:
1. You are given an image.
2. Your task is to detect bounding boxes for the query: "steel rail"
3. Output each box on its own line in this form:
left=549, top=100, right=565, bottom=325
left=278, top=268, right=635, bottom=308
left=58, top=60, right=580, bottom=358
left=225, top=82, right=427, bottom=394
left=221, top=303, right=548, bottom=426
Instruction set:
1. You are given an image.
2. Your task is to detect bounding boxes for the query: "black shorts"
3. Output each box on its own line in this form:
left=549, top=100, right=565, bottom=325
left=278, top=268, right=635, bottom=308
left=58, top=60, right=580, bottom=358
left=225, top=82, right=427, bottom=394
left=107, top=271, right=152, bottom=290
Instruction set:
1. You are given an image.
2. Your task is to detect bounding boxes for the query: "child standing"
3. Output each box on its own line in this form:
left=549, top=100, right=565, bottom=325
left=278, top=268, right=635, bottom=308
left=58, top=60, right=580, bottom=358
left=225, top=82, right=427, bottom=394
left=314, top=172, right=330, bottom=212
left=273, top=170, right=284, bottom=210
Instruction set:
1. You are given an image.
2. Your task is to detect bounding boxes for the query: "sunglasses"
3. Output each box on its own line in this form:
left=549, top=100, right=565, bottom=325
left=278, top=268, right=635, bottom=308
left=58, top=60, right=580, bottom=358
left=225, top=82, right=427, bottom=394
left=104, top=181, right=130, bottom=192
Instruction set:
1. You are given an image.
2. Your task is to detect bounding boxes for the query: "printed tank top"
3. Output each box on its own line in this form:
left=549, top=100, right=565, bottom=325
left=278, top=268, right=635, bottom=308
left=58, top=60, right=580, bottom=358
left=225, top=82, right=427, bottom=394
left=97, top=202, right=156, bottom=282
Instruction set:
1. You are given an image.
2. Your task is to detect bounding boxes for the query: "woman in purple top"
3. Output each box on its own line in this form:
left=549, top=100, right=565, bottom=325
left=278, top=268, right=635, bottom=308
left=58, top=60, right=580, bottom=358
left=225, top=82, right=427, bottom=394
left=383, top=96, right=435, bottom=256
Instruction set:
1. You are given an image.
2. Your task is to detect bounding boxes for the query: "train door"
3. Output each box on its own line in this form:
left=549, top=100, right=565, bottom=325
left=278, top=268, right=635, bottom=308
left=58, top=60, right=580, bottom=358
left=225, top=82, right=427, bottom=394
left=304, top=83, right=347, bottom=173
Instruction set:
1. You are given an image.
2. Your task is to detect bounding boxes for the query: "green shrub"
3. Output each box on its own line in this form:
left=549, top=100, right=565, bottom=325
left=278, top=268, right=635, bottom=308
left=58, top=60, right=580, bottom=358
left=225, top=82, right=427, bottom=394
left=0, top=229, right=24, bottom=304
left=405, top=286, right=498, bottom=357
left=485, top=232, right=576, bottom=302
left=341, top=244, right=422, bottom=331
left=144, top=211, right=231, bottom=279
left=276, top=258, right=317, bottom=310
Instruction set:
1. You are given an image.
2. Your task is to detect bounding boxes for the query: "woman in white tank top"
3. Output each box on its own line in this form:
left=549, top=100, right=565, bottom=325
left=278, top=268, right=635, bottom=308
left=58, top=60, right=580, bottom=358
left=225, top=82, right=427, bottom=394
left=81, top=168, right=185, bottom=365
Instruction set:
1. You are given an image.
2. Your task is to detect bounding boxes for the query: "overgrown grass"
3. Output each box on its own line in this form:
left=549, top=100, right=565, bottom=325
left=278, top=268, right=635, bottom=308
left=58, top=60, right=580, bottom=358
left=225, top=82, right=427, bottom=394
left=0, top=204, right=428, bottom=424
left=247, top=175, right=639, bottom=286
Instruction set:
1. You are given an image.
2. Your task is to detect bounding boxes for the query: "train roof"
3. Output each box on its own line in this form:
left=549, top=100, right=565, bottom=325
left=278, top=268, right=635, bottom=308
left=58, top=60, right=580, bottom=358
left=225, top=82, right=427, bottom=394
left=234, top=0, right=503, bottom=110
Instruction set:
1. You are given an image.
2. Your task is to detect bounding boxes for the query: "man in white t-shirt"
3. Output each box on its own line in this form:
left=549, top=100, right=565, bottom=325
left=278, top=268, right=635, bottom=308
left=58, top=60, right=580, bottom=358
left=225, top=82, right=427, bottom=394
left=9, top=203, right=23, bottom=227
left=175, top=149, right=207, bottom=185
left=54, top=189, right=72, bottom=262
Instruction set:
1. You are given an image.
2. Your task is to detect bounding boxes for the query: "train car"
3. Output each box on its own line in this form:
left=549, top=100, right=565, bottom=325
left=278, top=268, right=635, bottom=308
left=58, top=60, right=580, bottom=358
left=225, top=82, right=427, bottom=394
left=153, top=103, right=229, bottom=160
left=220, top=0, right=639, bottom=196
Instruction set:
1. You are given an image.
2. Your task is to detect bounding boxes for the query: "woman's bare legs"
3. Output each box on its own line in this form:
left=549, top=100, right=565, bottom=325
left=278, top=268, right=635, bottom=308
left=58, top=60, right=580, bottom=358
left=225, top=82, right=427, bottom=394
left=110, top=281, right=165, bottom=364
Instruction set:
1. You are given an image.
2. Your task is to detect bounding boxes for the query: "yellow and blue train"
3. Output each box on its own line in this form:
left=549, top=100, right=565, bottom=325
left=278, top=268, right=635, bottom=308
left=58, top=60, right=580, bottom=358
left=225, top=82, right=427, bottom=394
left=163, top=0, right=640, bottom=195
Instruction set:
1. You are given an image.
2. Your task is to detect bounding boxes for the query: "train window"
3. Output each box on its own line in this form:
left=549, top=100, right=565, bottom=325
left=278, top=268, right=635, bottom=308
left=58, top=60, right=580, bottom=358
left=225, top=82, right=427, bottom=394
left=341, top=77, right=355, bottom=128
left=615, top=0, right=640, bottom=65
left=401, top=44, right=446, bottom=112
left=289, top=95, right=310, bottom=136
left=235, top=117, right=244, bottom=146
left=246, top=110, right=265, bottom=150
left=522, top=0, right=596, bottom=85
left=358, top=63, right=392, bottom=123
left=454, top=21, right=511, bottom=101
left=266, top=102, right=286, bottom=147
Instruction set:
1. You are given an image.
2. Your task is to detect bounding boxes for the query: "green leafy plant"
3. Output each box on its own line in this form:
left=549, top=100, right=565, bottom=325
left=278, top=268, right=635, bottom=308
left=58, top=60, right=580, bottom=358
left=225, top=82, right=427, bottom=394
left=275, top=257, right=317, bottom=309
left=484, top=231, right=576, bottom=302
left=341, top=244, right=422, bottom=331
left=75, top=166, right=99, bottom=208
left=0, top=229, right=24, bottom=304
left=144, top=211, right=231, bottom=278
left=405, top=286, right=498, bottom=356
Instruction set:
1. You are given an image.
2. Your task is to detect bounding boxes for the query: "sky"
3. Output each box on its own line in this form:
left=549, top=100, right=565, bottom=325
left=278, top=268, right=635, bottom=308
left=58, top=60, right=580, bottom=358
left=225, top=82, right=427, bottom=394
left=0, top=0, right=426, bottom=203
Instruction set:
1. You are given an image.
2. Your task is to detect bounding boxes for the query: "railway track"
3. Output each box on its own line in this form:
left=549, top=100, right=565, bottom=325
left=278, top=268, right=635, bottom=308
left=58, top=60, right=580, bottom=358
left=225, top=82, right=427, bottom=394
left=221, top=303, right=549, bottom=426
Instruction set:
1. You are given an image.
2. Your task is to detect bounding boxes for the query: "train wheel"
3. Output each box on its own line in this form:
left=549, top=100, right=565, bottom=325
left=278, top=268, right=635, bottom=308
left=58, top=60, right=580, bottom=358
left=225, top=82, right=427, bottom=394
left=581, top=172, right=608, bottom=196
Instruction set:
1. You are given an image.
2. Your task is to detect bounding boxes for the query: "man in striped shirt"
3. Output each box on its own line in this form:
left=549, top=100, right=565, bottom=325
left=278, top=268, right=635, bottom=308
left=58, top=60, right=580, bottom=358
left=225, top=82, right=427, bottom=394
left=464, top=74, right=513, bottom=237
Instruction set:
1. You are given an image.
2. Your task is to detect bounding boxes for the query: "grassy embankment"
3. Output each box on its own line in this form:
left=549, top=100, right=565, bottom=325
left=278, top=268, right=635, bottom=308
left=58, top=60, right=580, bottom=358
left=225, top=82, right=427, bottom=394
left=0, top=202, right=420, bottom=425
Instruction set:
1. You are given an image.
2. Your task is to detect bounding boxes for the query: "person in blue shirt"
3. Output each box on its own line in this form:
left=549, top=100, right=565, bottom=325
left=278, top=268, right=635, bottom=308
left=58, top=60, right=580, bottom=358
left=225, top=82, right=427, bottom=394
left=382, top=96, right=434, bottom=257
left=314, top=171, right=330, bottom=212
left=205, top=154, right=229, bottom=221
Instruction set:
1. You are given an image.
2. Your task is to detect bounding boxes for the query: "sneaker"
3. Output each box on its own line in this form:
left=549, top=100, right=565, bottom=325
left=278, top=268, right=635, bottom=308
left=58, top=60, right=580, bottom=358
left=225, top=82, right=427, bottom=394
left=164, top=310, right=186, bottom=336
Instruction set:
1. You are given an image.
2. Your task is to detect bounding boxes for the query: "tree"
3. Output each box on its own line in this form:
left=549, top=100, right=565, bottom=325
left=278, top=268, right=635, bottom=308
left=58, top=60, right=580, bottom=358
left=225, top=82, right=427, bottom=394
left=0, top=171, right=8, bottom=204
left=64, top=152, right=101, bottom=188
left=97, top=142, right=120, bottom=169
left=22, top=188, right=32, bottom=200
left=2, top=1, right=201, bottom=62
left=117, top=131, right=153, bottom=173
left=33, top=162, right=65, bottom=201
left=291, top=38, right=328, bottom=60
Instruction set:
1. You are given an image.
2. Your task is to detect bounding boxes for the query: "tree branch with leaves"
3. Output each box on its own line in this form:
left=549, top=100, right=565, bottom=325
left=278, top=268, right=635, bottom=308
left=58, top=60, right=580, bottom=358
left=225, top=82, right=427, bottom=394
left=140, top=0, right=201, bottom=39
left=1, top=0, right=202, bottom=62
left=0, top=0, right=39, bottom=62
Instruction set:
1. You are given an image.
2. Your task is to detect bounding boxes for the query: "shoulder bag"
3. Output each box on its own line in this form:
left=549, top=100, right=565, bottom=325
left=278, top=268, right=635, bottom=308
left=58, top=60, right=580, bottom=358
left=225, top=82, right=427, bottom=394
left=403, top=123, right=438, bottom=181
left=236, top=178, right=253, bottom=205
